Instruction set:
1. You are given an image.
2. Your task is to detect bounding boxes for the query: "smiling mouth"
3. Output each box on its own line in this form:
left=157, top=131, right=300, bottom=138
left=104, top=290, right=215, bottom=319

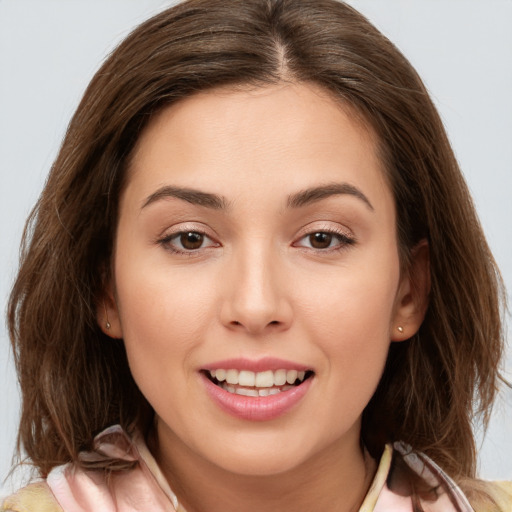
left=203, top=368, right=314, bottom=397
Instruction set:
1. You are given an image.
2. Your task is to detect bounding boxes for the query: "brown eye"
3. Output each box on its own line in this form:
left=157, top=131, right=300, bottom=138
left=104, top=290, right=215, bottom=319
left=160, top=229, right=218, bottom=254
left=180, top=232, right=204, bottom=250
left=294, top=229, right=355, bottom=251
left=309, top=232, right=333, bottom=249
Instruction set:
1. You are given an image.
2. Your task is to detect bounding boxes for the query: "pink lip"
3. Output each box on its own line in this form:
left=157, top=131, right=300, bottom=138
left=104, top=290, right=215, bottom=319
left=201, top=372, right=313, bottom=421
left=202, top=357, right=310, bottom=372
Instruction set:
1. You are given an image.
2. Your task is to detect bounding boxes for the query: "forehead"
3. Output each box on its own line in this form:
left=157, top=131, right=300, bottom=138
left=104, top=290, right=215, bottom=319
left=125, top=82, right=390, bottom=210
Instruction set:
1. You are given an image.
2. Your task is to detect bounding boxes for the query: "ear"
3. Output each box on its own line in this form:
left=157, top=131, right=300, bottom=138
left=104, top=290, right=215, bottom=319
left=391, top=239, right=430, bottom=342
left=96, top=280, right=123, bottom=339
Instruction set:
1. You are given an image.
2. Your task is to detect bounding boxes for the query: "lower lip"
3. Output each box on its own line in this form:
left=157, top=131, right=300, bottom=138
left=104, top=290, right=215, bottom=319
left=202, top=373, right=313, bottom=421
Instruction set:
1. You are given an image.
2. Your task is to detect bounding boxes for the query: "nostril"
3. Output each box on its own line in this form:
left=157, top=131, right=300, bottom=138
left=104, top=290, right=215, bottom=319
left=225, top=316, right=289, bottom=334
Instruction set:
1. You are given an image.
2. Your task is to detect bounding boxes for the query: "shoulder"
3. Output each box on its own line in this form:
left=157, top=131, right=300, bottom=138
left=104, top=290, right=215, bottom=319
left=388, top=443, right=512, bottom=512
left=465, top=480, right=512, bottom=512
left=1, top=482, right=63, bottom=512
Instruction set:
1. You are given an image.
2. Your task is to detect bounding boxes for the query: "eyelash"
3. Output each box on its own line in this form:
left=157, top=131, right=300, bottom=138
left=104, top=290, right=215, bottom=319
left=158, top=230, right=219, bottom=256
left=158, top=226, right=356, bottom=257
left=293, top=228, right=356, bottom=252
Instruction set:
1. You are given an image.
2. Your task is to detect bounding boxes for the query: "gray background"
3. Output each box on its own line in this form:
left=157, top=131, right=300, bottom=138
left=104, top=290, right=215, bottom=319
left=1, top=0, right=511, bottom=496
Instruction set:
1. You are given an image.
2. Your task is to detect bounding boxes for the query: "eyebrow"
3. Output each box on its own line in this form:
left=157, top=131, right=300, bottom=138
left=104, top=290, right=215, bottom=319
left=142, top=186, right=228, bottom=210
left=287, top=183, right=374, bottom=211
left=141, top=182, right=374, bottom=212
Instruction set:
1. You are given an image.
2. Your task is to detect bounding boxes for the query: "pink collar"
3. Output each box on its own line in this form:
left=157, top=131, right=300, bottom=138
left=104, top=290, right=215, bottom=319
left=46, top=425, right=473, bottom=512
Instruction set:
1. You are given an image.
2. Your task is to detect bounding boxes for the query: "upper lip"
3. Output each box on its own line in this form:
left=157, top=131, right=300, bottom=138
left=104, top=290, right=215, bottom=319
left=201, top=357, right=311, bottom=372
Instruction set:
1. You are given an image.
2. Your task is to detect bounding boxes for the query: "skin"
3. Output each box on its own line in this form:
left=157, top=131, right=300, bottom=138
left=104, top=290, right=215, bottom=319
left=100, top=82, right=428, bottom=512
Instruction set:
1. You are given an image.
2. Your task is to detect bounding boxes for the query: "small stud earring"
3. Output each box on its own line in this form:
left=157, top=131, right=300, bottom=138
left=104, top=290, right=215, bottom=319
left=104, top=302, right=111, bottom=330
left=397, top=326, right=404, bottom=333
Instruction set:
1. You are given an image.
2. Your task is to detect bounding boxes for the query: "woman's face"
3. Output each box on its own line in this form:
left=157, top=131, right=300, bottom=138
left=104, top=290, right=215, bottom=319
left=106, top=83, right=419, bottom=477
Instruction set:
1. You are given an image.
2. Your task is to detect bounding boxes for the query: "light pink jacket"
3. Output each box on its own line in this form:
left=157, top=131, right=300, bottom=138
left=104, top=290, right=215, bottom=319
left=3, top=425, right=512, bottom=511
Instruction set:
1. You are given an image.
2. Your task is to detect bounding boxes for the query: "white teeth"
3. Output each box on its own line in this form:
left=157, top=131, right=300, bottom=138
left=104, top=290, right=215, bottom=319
left=226, top=369, right=238, bottom=385
left=255, top=370, right=274, bottom=388
left=273, top=369, right=287, bottom=386
left=236, top=387, right=259, bottom=397
left=238, top=370, right=255, bottom=387
left=209, top=368, right=309, bottom=389
left=220, top=383, right=276, bottom=396
left=286, top=370, right=298, bottom=384
left=219, top=380, right=302, bottom=396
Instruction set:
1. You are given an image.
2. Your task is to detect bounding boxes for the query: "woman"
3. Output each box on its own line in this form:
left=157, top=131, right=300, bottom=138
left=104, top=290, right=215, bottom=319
left=3, top=0, right=511, bottom=510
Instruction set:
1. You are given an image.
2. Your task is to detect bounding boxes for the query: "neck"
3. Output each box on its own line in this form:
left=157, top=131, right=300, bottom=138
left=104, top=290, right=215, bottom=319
left=151, top=424, right=377, bottom=512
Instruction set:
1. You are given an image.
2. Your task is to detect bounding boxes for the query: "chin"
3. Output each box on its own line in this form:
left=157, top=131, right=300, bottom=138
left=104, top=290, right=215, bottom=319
left=211, top=447, right=311, bottom=477
left=196, top=427, right=335, bottom=478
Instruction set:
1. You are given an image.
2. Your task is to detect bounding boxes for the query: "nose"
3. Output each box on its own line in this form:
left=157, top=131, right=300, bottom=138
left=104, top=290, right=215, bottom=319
left=219, top=243, right=293, bottom=335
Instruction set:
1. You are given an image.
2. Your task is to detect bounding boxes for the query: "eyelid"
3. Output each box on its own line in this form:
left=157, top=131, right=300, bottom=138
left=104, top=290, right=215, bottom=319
left=157, top=222, right=217, bottom=240
left=294, top=221, right=354, bottom=240
left=156, top=222, right=221, bottom=253
left=292, top=222, right=356, bottom=250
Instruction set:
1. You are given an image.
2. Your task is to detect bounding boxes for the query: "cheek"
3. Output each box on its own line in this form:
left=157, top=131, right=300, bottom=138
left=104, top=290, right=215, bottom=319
left=310, top=286, right=395, bottom=382
left=299, top=252, right=399, bottom=341
left=113, top=250, right=218, bottom=392
left=116, top=246, right=216, bottom=330
left=296, top=249, right=400, bottom=396
left=301, top=280, right=396, bottom=436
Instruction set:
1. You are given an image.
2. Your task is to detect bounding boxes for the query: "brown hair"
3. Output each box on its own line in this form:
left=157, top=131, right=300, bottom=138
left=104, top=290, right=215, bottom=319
left=8, top=0, right=506, bottom=484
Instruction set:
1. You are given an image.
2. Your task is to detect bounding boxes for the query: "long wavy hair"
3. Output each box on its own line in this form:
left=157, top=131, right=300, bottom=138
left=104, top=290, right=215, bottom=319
left=8, top=0, right=506, bottom=486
